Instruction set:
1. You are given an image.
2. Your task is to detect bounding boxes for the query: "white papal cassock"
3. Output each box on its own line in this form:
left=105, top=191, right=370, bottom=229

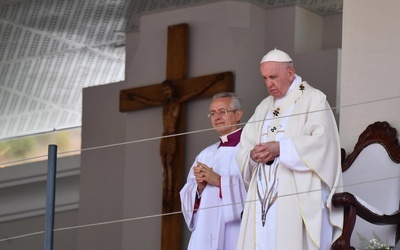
left=236, top=75, right=344, bottom=250
left=180, top=129, right=246, bottom=250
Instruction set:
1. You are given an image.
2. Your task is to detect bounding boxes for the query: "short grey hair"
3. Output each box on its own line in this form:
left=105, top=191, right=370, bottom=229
left=212, top=92, right=242, bottom=110
left=281, top=61, right=294, bottom=69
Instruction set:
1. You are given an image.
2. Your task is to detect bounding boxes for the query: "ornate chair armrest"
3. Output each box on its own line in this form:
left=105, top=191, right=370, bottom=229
left=333, top=192, right=400, bottom=224
left=332, top=192, right=400, bottom=249
left=332, top=192, right=357, bottom=250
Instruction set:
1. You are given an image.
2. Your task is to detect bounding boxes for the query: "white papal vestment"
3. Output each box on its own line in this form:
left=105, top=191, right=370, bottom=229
left=180, top=131, right=246, bottom=250
left=236, top=75, right=343, bottom=250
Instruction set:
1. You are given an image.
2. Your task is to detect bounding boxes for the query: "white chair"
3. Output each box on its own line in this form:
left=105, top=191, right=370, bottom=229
left=332, top=121, right=400, bottom=250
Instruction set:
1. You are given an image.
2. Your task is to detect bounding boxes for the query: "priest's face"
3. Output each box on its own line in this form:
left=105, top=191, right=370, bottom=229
left=260, top=61, right=295, bottom=98
left=209, top=97, right=242, bottom=136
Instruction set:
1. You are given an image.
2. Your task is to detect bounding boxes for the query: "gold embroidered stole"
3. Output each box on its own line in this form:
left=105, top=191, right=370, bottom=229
left=264, top=82, right=306, bottom=142
left=257, top=82, right=306, bottom=226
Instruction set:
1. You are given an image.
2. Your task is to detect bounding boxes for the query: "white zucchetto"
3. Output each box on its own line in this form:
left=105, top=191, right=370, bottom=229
left=260, top=48, right=292, bottom=64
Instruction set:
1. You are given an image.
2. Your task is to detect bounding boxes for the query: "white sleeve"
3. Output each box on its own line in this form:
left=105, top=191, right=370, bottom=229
left=179, top=181, right=197, bottom=231
left=279, top=137, right=310, bottom=172
left=220, top=175, right=246, bottom=223
left=241, top=152, right=258, bottom=191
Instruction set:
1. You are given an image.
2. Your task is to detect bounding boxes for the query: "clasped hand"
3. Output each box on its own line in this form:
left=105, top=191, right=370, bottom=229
left=193, top=162, right=221, bottom=194
left=250, top=141, right=279, bottom=164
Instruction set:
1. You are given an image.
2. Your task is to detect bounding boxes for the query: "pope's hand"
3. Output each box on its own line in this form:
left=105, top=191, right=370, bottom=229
left=250, top=141, right=280, bottom=164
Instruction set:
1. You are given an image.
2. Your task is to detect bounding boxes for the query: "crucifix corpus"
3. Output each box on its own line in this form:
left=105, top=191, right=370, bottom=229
left=119, top=23, right=233, bottom=250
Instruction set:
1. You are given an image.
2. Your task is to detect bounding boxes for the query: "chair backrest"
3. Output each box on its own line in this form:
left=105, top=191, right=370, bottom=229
left=341, top=121, right=400, bottom=248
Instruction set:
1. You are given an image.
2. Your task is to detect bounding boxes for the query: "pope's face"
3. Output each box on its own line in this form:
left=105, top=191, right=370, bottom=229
left=260, top=61, right=295, bottom=98
left=209, top=97, right=242, bottom=136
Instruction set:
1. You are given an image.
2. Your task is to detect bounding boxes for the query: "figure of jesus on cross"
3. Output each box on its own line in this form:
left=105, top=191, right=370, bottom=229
left=127, top=76, right=224, bottom=212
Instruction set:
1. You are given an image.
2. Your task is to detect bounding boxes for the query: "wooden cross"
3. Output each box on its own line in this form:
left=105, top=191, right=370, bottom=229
left=119, top=23, right=233, bottom=250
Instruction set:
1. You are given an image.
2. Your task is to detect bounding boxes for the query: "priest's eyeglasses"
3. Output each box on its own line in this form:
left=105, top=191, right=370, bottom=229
left=207, top=109, right=237, bottom=118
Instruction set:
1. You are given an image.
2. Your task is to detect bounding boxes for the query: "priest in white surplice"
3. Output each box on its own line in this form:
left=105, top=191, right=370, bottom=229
left=236, top=49, right=344, bottom=250
left=180, top=92, right=247, bottom=250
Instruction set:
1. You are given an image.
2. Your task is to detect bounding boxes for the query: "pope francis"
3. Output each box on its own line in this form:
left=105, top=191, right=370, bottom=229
left=236, top=49, right=344, bottom=250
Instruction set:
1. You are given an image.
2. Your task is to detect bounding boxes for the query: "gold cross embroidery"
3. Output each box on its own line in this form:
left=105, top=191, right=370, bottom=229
left=299, top=83, right=305, bottom=92
left=273, top=108, right=280, bottom=117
